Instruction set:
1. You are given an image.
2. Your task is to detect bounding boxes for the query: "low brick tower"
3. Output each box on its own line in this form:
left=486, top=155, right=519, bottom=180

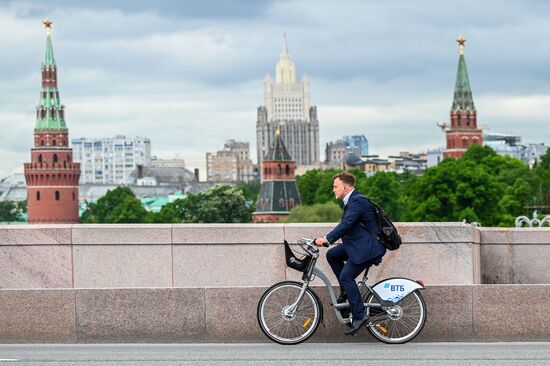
left=24, top=19, right=81, bottom=223
left=442, top=36, right=483, bottom=159
left=253, top=127, right=302, bottom=222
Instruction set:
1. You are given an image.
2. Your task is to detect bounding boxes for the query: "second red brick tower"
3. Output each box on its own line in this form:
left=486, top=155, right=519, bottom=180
left=24, top=19, right=81, bottom=223
left=443, top=36, right=483, bottom=159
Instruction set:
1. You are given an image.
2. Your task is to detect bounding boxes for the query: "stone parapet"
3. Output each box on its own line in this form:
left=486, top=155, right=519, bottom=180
left=0, top=285, right=548, bottom=343
left=479, top=228, right=550, bottom=284
left=0, top=223, right=480, bottom=289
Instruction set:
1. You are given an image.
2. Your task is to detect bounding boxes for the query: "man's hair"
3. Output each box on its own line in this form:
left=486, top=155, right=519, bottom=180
left=333, top=172, right=356, bottom=187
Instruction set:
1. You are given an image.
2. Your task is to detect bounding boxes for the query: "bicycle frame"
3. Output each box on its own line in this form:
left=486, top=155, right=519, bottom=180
left=286, top=238, right=424, bottom=327
left=293, top=256, right=386, bottom=326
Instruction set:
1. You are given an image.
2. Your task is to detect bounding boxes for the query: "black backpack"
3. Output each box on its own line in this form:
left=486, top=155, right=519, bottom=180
left=359, top=196, right=402, bottom=251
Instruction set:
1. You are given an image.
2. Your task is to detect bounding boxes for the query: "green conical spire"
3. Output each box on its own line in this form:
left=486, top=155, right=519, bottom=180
left=35, top=19, right=67, bottom=131
left=451, top=36, right=476, bottom=113
left=42, top=18, right=55, bottom=66
left=43, top=35, right=56, bottom=66
left=265, top=127, right=292, bottom=161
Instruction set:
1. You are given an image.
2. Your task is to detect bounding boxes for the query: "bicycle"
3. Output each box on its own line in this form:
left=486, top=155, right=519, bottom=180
left=257, top=238, right=427, bottom=345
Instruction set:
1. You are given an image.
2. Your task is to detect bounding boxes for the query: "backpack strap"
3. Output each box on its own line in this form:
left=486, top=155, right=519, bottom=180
left=357, top=194, right=381, bottom=241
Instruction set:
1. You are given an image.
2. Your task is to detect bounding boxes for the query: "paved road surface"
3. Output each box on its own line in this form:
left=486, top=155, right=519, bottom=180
left=1, top=343, right=549, bottom=365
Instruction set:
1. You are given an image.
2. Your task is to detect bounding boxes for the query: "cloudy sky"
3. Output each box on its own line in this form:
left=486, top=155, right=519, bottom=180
left=1, top=0, right=550, bottom=180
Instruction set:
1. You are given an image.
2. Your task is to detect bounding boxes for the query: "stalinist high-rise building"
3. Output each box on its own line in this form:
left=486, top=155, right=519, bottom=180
left=256, top=35, right=320, bottom=167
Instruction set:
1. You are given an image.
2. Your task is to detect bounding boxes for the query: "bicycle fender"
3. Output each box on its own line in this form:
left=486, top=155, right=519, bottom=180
left=372, top=277, right=424, bottom=303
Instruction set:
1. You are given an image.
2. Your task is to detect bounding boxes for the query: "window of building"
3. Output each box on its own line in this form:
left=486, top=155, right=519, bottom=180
left=52, top=140, right=57, bottom=146
left=36, top=191, right=40, bottom=201
left=53, top=154, right=58, bottom=163
left=55, top=191, right=60, bottom=200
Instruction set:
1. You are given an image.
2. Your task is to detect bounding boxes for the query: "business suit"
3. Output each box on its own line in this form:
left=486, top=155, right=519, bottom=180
left=326, top=189, right=386, bottom=321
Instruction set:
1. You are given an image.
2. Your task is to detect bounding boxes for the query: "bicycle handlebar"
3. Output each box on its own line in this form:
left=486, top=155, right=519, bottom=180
left=298, top=237, right=326, bottom=257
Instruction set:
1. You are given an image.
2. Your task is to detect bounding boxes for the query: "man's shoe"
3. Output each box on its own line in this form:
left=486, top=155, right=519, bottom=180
left=344, top=313, right=371, bottom=336
left=336, top=292, right=348, bottom=304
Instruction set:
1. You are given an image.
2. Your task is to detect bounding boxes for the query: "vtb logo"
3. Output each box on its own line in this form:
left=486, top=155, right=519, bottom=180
left=384, top=283, right=405, bottom=292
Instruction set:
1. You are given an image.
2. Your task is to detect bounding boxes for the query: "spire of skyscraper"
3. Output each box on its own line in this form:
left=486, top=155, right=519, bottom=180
left=276, top=33, right=296, bottom=84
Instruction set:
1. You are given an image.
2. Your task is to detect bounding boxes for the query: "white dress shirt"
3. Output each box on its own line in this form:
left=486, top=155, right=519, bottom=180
left=343, top=188, right=355, bottom=206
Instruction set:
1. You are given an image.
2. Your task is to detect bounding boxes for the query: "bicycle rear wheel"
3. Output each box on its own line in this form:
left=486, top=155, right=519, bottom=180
left=257, top=281, right=321, bottom=345
left=365, top=290, right=427, bottom=344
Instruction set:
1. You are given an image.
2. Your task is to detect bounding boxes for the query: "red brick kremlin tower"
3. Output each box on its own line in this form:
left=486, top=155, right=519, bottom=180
left=441, top=36, right=483, bottom=159
left=253, top=128, right=302, bottom=222
left=24, top=19, right=81, bottom=223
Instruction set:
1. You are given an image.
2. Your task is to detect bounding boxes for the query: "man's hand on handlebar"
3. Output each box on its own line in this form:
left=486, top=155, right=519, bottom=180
left=314, top=237, right=329, bottom=247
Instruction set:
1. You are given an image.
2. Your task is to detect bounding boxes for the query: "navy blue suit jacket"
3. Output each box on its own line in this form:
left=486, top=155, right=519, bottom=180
left=326, top=190, right=386, bottom=264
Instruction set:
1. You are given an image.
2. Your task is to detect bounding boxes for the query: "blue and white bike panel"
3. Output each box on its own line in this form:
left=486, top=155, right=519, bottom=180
left=372, top=278, right=424, bottom=303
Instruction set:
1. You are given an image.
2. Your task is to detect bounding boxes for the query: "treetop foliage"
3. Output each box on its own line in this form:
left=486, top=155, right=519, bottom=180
left=70, top=145, right=550, bottom=226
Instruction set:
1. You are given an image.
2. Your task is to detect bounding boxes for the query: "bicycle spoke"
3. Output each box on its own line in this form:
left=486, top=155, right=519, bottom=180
left=258, top=282, right=320, bottom=344
left=401, top=312, right=421, bottom=325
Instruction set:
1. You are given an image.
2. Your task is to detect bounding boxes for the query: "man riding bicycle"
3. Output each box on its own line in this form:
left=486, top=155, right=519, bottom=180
left=314, top=172, right=386, bottom=335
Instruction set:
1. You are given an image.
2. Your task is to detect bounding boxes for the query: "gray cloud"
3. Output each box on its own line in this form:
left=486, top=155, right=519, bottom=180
left=1, top=0, right=550, bottom=179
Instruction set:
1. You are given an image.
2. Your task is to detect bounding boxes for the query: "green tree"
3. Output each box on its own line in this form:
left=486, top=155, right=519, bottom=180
left=313, top=168, right=342, bottom=204
left=236, top=180, right=261, bottom=205
left=453, top=160, right=502, bottom=226
left=185, top=184, right=251, bottom=223
left=534, top=148, right=550, bottom=208
left=80, top=187, right=149, bottom=223
left=16, top=200, right=27, bottom=214
left=407, top=158, right=459, bottom=221
left=406, top=156, right=504, bottom=226
left=296, top=169, right=323, bottom=205
left=464, top=144, right=540, bottom=222
left=283, top=202, right=343, bottom=223
left=152, top=197, right=189, bottom=223
left=357, top=172, right=403, bottom=221
left=405, top=145, right=541, bottom=226
left=154, top=185, right=251, bottom=223
left=0, top=201, right=18, bottom=222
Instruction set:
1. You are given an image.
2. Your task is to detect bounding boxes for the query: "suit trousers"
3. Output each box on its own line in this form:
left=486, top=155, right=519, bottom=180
left=326, top=245, right=375, bottom=320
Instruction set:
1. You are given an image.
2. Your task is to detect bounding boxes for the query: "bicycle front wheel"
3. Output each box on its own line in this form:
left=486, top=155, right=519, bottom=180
left=365, top=290, right=427, bottom=344
left=257, top=281, right=321, bottom=345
